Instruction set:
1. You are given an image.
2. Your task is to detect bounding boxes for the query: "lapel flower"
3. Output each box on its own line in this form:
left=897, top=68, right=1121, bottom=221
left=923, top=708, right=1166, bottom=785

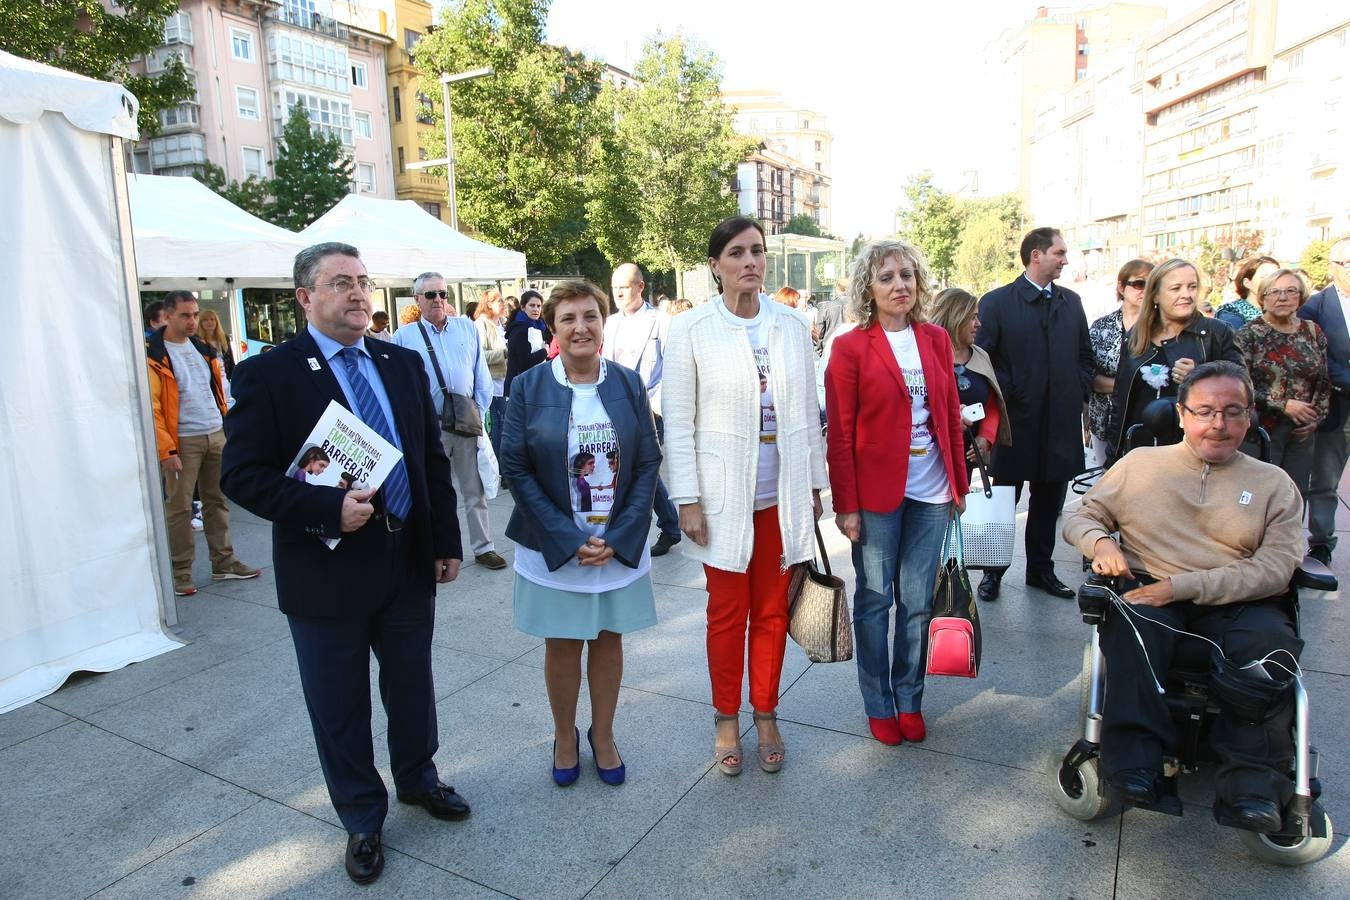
left=1140, top=363, right=1170, bottom=392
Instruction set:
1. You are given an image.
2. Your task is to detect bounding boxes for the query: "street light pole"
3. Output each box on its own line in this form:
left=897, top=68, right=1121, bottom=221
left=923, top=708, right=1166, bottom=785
left=438, top=67, right=493, bottom=231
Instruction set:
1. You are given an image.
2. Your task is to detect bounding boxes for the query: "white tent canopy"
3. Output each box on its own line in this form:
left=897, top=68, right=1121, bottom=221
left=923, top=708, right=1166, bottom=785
left=128, top=174, right=311, bottom=290
left=298, top=195, right=527, bottom=285
left=1, top=51, right=180, bottom=713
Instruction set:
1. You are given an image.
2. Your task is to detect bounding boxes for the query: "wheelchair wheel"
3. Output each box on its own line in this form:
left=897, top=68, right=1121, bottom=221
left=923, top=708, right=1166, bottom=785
left=1238, top=801, right=1334, bottom=866
left=1047, top=750, right=1116, bottom=821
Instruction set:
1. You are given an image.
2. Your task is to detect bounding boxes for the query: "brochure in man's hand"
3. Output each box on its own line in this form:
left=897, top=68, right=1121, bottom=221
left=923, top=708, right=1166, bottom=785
left=286, top=400, right=403, bottom=549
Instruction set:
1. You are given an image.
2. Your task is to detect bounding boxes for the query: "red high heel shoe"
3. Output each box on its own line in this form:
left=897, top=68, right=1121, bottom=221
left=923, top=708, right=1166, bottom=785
left=868, top=716, right=903, bottom=746
left=898, top=711, right=926, bottom=743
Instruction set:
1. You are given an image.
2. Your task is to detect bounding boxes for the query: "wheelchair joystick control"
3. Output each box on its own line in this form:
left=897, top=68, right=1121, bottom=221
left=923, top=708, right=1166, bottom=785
left=1078, top=574, right=1113, bottom=625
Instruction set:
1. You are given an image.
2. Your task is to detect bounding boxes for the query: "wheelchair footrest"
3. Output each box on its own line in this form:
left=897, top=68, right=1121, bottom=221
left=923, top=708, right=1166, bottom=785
left=1116, top=776, right=1183, bottom=817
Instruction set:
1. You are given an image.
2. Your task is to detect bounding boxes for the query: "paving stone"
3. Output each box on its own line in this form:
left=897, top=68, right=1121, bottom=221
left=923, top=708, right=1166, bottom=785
left=43, top=595, right=291, bottom=718
left=89, top=797, right=503, bottom=899
left=0, top=722, right=256, bottom=899
left=0, top=700, right=73, bottom=751
left=590, top=720, right=1115, bottom=899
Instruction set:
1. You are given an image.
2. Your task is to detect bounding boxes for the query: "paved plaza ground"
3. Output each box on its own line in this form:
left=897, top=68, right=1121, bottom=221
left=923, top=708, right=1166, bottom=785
left=3, top=481, right=1349, bottom=898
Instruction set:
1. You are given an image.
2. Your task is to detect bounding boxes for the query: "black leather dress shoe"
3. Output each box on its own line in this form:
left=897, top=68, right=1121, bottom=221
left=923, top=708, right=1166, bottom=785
left=977, top=572, right=1001, bottom=602
left=397, top=782, right=471, bottom=820
left=1026, top=572, right=1075, bottom=598
left=1223, top=795, right=1283, bottom=834
left=345, top=832, right=384, bottom=884
left=1107, top=768, right=1159, bottom=806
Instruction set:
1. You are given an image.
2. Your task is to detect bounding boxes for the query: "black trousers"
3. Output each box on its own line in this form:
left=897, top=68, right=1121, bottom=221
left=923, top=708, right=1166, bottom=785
left=987, top=479, right=1069, bottom=579
left=287, top=528, right=440, bottom=834
left=1100, top=599, right=1303, bottom=806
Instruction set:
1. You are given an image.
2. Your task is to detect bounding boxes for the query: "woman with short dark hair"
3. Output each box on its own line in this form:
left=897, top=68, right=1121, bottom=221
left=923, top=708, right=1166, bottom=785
left=502, top=279, right=661, bottom=787
left=1084, top=260, right=1153, bottom=465
left=664, top=216, right=828, bottom=776
left=504, top=289, right=549, bottom=396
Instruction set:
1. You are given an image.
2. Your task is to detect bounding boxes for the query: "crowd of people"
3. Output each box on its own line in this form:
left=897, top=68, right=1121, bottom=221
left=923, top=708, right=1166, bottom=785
left=138, top=223, right=1350, bottom=883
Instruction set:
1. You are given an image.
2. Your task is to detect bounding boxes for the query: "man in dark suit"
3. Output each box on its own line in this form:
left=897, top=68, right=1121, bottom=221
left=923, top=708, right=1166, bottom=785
left=221, top=242, right=469, bottom=885
left=975, top=227, right=1094, bottom=601
left=1300, top=237, right=1350, bottom=564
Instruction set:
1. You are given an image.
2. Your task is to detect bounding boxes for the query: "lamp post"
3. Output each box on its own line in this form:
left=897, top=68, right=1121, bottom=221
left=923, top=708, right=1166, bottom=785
left=439, top=67, right=492, bottom=231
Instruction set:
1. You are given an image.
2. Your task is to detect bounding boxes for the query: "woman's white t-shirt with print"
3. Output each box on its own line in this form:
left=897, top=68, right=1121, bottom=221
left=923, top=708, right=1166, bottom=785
left=884, top=327, right=951, bottom=504
left=714, top=298, right=779, bottom=505
left=513, top=358, right=651, bottom=591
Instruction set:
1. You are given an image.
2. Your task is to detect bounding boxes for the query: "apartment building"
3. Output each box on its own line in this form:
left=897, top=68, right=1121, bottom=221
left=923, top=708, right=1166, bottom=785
left=725, top=90, right=832, bottom=233
left=130, top=0, right=396, bottom=202
left=978, top=3, right=1166, bottom=199
left=1256, top=8, right=1350, bottom=258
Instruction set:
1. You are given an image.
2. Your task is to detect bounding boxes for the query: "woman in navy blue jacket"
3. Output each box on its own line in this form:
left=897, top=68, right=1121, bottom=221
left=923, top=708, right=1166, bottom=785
left=502, top=279, right=661, bottom=788
left=504, top=289, right=550, bottom=396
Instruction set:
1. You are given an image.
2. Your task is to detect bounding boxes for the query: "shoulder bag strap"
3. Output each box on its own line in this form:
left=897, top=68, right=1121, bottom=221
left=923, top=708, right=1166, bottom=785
left=813, top=521, right=832, bottom=576
left=966, top=425, right=993, bottom=498
left=417, top=321, right=451, bottom=396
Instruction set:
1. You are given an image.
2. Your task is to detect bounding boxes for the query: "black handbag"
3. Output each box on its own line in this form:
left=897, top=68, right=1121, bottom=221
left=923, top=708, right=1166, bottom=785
left=417, top=322, right=484, bottom=436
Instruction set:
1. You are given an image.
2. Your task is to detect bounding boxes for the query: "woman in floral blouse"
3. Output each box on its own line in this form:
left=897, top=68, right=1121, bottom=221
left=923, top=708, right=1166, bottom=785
left=1086, top=260, right=1152, bottom=466
left=1235, top=268, right=1330, bottom=496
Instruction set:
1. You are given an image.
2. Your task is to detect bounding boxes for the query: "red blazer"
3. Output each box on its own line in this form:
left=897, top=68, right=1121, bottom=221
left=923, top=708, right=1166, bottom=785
left=825, top=322, right=969, bottom=515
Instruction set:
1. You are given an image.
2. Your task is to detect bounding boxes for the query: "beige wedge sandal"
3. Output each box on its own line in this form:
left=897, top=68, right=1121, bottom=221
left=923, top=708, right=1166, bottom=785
left=713, top=713, right=743, bottom=776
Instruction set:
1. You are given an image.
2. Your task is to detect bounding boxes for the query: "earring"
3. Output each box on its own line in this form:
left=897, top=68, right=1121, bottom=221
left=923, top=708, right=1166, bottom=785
left=864, top=299, right=873, bottom=318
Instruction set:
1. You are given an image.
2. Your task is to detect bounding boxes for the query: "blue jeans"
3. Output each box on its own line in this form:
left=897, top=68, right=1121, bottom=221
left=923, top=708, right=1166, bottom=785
left=851, top=498, right=951, bottom=717
left=488, top=396, right=507, bottom=470
left=653, top=415, right=678, bottom=536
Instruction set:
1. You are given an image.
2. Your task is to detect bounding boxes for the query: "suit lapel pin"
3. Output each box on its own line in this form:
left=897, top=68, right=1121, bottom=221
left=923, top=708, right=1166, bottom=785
left=307, top=357, right=321, bottom=371
left=381, top=353, right=389, bottom=359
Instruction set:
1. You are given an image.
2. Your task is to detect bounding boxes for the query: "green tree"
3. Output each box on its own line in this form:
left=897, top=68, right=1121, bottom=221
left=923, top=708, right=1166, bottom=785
left=193, top=160, right=273, bottom=220
left=413, top=0, right=604, bottom=265
left=1300, top=239, right=1331, bottom=290
left=954, top=210, right=1019, bottom=294
left=783, top=214, right=823, bottom=237
left=585, top=33, right=751, bottom=293
left=896, top=171, right=961, bottom=285
left=1, top=0, right=196, bottom=138
left=269, top=103, right=354, bottom=231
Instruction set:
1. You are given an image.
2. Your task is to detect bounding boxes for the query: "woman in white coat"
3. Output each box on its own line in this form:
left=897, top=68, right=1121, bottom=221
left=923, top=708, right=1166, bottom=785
left=664, top=216, right=828, bottom=776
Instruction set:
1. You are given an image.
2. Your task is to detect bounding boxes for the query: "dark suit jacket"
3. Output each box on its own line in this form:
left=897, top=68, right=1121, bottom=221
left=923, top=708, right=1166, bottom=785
left=1300, top=286, right=1350, bottom=430
left=976, top=277, right=1094, bottom=482
left=501, top=360, right=660, bottom=572
left=221, top=329, right=460, bottom=617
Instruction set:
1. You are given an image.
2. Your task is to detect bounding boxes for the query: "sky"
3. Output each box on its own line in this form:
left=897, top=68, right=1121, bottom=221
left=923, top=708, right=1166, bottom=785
left=547, top=0, right=1198, bottom=239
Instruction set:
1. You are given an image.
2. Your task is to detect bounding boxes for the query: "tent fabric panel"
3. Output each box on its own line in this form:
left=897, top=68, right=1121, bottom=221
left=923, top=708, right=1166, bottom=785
left=0, top=50, right=139, bottom=140
left=0, top=114, right=178, bottom=713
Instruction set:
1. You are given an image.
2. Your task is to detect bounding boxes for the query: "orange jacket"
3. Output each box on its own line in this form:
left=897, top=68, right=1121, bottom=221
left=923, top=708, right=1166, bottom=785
left=146, top=328, right=228, bottom=460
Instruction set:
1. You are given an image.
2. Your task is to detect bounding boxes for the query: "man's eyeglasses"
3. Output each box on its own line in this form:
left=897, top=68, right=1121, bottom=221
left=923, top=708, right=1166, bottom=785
left=953, top=364, right=971, bottom=392
left=1263, top=288, right=1301, bottom=299
left=422, top=290, right=448, bottom=300
left=1180, top=404, right=1251, bottom=424
left=1123, top=278, right=1148, bottom=290
left=315, top=277, right=376, bottom=294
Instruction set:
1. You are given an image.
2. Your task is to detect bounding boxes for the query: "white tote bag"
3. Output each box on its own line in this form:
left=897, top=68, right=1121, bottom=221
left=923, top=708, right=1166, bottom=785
left=477, top=434, right=500, bottom=500
left=960, top=483, right=1016, bottom=568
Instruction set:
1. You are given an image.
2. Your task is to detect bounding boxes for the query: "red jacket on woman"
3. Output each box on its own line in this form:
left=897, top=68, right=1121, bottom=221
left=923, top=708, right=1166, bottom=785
left=825, top=322, right=969, bottom=514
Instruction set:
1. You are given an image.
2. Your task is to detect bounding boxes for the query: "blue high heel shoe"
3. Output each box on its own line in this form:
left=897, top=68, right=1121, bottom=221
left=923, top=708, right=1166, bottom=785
left=552, top=727, right=581, bottom=787
left=587, top=726, right=626, bottom=786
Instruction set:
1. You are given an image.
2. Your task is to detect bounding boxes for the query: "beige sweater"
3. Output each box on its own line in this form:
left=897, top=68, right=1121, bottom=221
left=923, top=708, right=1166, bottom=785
left=1062, top=442, right=1302, bottom=605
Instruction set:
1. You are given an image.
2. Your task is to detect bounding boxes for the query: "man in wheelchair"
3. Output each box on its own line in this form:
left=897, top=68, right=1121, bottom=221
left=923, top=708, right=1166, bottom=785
left=1063, top=361, right=1305, bottom=834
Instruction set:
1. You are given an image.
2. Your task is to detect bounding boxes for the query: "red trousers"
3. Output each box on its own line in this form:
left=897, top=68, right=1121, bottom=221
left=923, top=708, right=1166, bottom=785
left=704, top=505, right=793, bottom=715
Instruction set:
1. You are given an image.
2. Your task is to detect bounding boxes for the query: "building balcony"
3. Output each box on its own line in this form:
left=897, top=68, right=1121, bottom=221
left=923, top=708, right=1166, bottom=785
left=266, top=7, right=350, bottom=41
left=157, top=101, right=201, bottom=133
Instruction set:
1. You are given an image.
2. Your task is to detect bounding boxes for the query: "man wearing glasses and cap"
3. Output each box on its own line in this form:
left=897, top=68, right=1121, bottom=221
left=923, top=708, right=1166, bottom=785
left=222, top=244, right=470, bottom=885
left=393, top=272, right=507, bottom=571
left=1300, top=237, right=1350, bottom=565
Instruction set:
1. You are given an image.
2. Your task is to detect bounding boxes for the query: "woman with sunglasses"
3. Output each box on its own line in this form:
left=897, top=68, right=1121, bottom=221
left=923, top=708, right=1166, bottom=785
left=1085, top=260, right=1153, bottom=466
left=1234, top=268, right=1329, bottom=495
left=929, top=288, right=1010, bottom=478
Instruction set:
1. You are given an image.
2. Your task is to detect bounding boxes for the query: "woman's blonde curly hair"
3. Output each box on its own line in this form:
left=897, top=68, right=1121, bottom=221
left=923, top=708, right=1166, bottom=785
left=846, top=239, right=932, bottom=328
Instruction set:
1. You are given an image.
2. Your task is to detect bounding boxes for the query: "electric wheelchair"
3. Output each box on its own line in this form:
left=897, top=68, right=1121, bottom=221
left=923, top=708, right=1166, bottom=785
left=1048, top=574, right=1332, bottom=865
left=1051, top=402, right=1333, bottom=865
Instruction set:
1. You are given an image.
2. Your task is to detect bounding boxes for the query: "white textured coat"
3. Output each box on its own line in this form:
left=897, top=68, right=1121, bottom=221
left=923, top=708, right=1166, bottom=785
left=663, top=296, right=828, bottom=572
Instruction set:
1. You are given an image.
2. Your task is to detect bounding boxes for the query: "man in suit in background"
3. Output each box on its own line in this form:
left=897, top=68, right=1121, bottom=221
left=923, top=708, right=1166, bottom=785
left=975, top=227, right=1094, bottom=601
left=221, top=242, right=469, bottom=885
left=1300, top=237, right=1350, bottom=564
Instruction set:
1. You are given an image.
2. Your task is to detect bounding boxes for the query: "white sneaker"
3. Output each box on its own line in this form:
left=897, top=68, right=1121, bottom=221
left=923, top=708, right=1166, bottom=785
left=191, top=515, right=204, bottom=531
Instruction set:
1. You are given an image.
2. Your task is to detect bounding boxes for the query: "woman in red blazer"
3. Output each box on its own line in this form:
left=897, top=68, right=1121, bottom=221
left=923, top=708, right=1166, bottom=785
left=824, top=239, right=969, bottom=746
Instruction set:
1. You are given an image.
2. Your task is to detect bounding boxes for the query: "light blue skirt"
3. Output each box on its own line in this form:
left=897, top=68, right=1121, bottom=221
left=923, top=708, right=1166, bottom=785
left=513, top=574, right=658, bottom=640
